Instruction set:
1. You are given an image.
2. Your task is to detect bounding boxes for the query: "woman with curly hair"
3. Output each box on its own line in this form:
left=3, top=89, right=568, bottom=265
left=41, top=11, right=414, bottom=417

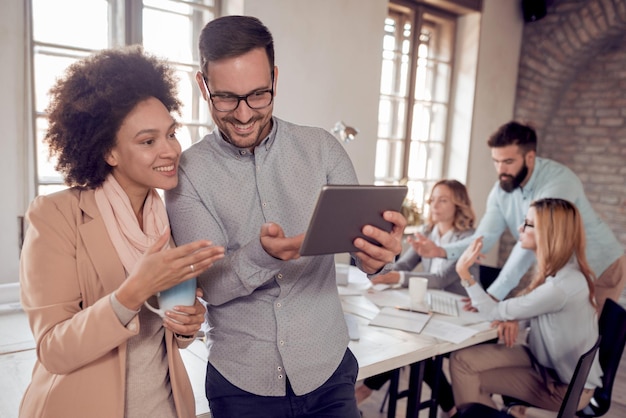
left=19, top=46, right=225, bottom=418
left=450, top=198, right=602, bottom=414
left=356, top=179, right=477, bottom=416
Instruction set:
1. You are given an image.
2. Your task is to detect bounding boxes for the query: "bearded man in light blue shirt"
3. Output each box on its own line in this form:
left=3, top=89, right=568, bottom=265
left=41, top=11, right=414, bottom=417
left=414, top=121, right=625, bottom=312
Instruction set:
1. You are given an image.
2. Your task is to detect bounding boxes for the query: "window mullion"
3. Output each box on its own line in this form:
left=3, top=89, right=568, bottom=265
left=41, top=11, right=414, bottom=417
left=125, top=0, right=143, bottom=45
left=402, top=8, right=422, bottom=181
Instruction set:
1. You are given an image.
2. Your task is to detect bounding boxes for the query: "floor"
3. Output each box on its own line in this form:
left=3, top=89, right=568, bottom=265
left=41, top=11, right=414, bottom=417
left=2, top=296, right=626, bottom=418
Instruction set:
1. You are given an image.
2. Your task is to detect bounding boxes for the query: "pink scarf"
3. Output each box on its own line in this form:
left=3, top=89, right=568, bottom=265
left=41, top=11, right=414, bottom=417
left=94, top=174, right=170, bottom=274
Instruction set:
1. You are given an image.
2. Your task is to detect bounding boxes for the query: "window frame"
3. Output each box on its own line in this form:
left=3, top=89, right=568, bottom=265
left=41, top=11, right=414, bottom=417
left=375, top=1, right=457, bottom=220
left=28, top=0, right=219, bottom=196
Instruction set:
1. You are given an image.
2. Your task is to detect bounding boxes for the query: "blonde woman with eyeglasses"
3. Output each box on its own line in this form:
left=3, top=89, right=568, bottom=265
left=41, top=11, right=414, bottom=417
left=450, top=198, right=602, bottom=414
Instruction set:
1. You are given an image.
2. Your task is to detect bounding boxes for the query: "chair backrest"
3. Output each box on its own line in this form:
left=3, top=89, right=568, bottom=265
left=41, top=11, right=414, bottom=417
left=458, top=336, right=602, bottom=418
left=478, top=265, right=501, bottom=289
left=579, top=298, right=626, bottom=417
left=557, top=336, right=601, bottom=418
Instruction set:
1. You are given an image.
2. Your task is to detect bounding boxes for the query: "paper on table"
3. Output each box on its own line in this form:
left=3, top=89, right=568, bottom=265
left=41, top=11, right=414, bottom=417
left=337, top=286, right=363, bottom=296
left=371, top=283, right=391, bottom=292
left=364, top=289, right=410, bottom=308
left=421, top=317, right=485, bottom=343
left=368, top=307, right=432, bottom=334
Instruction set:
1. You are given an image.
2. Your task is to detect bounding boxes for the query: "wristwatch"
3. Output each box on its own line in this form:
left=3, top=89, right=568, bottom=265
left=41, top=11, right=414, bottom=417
left=460, top=275, right=474, bottom=288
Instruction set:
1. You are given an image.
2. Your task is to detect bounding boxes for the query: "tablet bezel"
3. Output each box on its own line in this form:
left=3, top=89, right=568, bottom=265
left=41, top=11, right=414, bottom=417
left=299, top=184, right=408, bottom=256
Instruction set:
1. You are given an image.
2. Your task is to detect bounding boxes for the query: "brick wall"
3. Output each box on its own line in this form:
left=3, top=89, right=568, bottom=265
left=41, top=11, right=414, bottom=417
left=497, top=0, right=626, bottom=271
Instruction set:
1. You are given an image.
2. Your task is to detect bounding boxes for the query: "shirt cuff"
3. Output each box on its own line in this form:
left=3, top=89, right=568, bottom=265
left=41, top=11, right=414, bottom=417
left=110, top=292, right=140, bottom=326
left=366, top=262, right=394, bottom=279
left=398, top=271, right=407, bottom=286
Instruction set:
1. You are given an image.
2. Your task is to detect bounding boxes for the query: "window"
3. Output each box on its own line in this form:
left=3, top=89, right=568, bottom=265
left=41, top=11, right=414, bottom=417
left=30, top=0, right=219, bottom=196
left=375, top=2, right=455, bottom=220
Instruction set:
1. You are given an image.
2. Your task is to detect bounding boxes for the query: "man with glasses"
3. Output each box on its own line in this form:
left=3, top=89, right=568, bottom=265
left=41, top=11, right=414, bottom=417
left=414, top=121, right=625, bottom=313
left=165, top=15, right=405, bottom=418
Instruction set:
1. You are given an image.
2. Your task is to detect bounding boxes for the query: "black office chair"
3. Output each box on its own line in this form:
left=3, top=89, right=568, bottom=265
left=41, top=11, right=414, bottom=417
left=577, top=298, right=626, bottom=417
left=478, top=265, right=501, bottom=289
left=457, top=335, right=602, bottom=418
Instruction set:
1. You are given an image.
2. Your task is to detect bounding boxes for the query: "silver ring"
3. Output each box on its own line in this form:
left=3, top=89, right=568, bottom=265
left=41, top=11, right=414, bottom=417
left=190, top=264, right=195, bottom=272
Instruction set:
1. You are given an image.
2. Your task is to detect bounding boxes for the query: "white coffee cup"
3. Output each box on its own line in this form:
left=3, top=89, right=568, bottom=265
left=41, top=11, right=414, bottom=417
left=409, top=276, right=428, bottom=310
left=144, top=277, right=197, bottom=317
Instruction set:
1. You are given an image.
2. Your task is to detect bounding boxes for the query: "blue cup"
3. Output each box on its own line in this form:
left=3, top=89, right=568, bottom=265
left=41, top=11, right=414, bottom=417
left=144, top=277, right=197, bottom=317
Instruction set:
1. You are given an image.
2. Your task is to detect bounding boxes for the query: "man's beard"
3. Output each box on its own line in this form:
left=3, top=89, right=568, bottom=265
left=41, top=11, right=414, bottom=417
left=499, top=162, right=528, bottom=193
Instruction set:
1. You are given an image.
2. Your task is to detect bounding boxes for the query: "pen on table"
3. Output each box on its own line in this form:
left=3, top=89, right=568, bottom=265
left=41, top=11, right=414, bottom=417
left=395, top=305, right=430, bottom=314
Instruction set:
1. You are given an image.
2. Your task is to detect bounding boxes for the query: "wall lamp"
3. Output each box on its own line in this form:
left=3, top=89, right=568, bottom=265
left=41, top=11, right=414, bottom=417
left=331, top=121, right=359, bottom=143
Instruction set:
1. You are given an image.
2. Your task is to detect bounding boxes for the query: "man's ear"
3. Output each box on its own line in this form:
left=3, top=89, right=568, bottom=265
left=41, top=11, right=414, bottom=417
left=272, top=66, right=279, bottom=96
left=196, top=71, right=209, bottom=101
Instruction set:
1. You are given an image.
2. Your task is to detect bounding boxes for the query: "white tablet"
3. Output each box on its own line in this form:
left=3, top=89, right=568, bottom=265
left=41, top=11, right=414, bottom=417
left=299, top=185, right=408, bottom=256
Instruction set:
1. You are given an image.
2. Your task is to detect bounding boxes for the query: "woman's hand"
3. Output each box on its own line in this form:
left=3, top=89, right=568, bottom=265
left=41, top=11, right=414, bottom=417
left=164, top=288, right=207, bottom=338
left=371, top=271, right=401, bottom=285
left=116, top=228, right=225, bottom=310
left=455, top=236, right=485, bottom=279
left=493, top=320, right=519, bottom=348
left=408, top=233, right=447, bottom=258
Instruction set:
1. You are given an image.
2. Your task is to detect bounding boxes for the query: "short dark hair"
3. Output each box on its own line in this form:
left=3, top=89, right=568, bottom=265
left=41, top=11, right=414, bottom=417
left=487, top=121, right=537, bottom=154
left=198, top=15, right=274, bottom=78
left=44, top=46, right=181, bottom=188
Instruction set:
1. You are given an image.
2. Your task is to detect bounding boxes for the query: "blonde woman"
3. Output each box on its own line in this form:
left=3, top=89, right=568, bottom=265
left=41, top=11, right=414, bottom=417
left=450, top=198, right=602, bottom=413
left=371, top=179, right=477, bottom=293
left=356, top=179, right=476, bottom=416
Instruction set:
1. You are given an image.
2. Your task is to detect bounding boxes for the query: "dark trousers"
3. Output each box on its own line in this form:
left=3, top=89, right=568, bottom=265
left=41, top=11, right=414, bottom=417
left=206, top=348, right=361, bottom=418
left=363, top=357, right=455, bottom=412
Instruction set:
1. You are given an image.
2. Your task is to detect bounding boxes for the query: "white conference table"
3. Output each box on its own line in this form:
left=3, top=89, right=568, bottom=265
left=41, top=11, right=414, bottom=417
left=339, top=265, right=498, bottom=418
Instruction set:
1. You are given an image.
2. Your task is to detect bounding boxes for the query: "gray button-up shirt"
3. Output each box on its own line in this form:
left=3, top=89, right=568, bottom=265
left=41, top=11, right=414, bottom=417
left=165, top=117, right=358, bottom=396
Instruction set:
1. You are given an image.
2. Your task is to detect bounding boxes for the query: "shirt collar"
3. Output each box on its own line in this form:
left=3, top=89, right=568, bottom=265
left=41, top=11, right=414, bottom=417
left=519, top=156, right=543, bottom=197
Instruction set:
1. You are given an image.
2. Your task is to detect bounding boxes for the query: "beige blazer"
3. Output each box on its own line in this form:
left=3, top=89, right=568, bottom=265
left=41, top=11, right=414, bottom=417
left=19, top=188, right=196, bottom=418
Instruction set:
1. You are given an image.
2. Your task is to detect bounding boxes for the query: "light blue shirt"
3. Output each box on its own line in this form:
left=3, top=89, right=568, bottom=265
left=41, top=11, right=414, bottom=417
left=466, top=259, right=603, bottom=389
left=165, top=117, right=359, bottom=396
left=444, top=157, right=623, bottom=300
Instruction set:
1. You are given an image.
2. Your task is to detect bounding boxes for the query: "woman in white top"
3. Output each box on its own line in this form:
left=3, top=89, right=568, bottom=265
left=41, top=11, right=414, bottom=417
left=450, top=198, right=602, bottom=413
left=371, top=179, right=477, bottom=293
left=356, top=179, right=476, bottom=417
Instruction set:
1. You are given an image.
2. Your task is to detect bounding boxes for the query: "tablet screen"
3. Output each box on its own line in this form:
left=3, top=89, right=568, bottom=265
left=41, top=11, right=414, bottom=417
left=299, top=185, right=407, bottom=256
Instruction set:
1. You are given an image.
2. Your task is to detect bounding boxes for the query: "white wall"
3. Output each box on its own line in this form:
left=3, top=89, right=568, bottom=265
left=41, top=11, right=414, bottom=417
left=0, top=0, right=27, bottom=288
left=243, top=0, right=387, bottom=184
left=466, top=0, right=524, bottom=265
left=0, top=0, right=524, bottom=294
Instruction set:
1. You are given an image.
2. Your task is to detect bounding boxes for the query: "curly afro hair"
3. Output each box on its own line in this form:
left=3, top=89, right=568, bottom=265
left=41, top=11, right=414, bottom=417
left=44, top=45, right=181, bottom=188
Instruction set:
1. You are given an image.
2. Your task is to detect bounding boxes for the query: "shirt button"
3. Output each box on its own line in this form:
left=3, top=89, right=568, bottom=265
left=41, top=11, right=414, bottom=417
left=128, top=323, right=137, bottom=331
left=277, top=273, right=283, bottom=279
left=276, top=302, right=281, bottom=308
left=262, top=202, right=267, bottom=207
left=278, top=374, right=283, bottom=379
left=279, top=340, right=285, bottom=346
left=277, top=367, right=282, bottom=371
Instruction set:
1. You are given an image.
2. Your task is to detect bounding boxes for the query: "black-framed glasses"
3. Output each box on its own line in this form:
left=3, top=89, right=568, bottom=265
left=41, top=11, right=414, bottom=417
left=203, top=75, right=274, bottom=112
left=522, top=220, right=535, bottom=232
